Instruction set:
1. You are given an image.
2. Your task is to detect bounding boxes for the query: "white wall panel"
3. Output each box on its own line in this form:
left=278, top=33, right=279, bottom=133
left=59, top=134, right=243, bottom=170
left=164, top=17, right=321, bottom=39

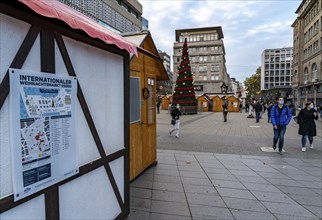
left=59, top=167, right=121, bottom=219
left=63, top=36, right=124, bottom=155
left=0, top=14, right=32, bottom=199
left=54, top=41, right=100, bottom=166
left=0, top=195, right=45, bottom=219
left=110, top=156, right=124, bottom=201
left=0, top=14, right=31, bottom=82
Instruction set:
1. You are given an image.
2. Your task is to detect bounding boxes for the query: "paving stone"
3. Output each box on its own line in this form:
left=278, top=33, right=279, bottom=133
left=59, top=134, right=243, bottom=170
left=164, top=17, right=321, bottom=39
left=181, top=177, right=212, bottom=186
left=154, top=164, right=178, bottom=170
left=158, top=159, right=177, bottom=165
left=230, top=170, right=260, bottom=177
left=235, top=175, right=269, bottom=184
left=304, top=205, right=322, bottom=218
left=130, top=197, right=151, bottom=212
left=222, top=197, right=268, bottom=212
left=153, top=174, right=182, bottom=184
left=149, top=212, right=192, bottom=220
left=251, top=191, right=296, bottom=204
left=130, top=187, right=152, bottom=199
left=211, top=179, right=246, bottom=189
left=274, top=214, right=320, bottom=220
left=152, top=182, right=184, bottom=192
left=177, top=165, right=203, bottom=172
left=259, top=171, right=292, bottom=179
left=189, top=204, right=234, bottom=219
left=179, top=170, right=207, bottom=178
left=127, top=209, right=150, bottom=220
left=288, top=194, right=322, bottom=206
left=243, top=182, right=281, bottom=193
left=286, top=174, right=320, bottom=181
left=131, top=178, right=153, bottom=189
left=266, top=177, right=304, bottom=187
left=183, top=184, right=218, bottom=195
left=262, top=201, right=317, bottom=218
left=153, top=169, right=180, bottom=177
left=185, top=192, right=226, bottom=208
left=199, top=163, right=226, bottom=169
left=276, top=185, right=320, bottom=197
left=296, top=180, right=322, bottom=189
left=203, top=167, right=228, bottom=174
left=207, top=173, right=238, bottom=181
left=152, top=190, right=186, bottom=203
left=223, top=164, right=252, bottom=171
left=231, top=209, right=277, bottom=220
left=216, top=187, right=256, bottom=200
left=150, top=200, right=190, bottom=217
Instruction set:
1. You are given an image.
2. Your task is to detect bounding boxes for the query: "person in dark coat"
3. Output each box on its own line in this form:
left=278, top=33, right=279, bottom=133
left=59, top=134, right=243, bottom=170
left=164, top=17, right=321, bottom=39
left=169, top=104, right=182, bottom=138
left=222, top=100, right=228, bottom=122
left=254, top=101, right=263, bottom=123
left=267, top=102, right=274, bottom=123
left=298, top=102, right=319, bottom=152
left=156, top=96, right=161, bottom=114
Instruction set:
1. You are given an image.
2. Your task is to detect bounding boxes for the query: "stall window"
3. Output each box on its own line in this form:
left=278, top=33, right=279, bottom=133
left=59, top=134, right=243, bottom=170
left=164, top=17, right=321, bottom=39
left=147, top=77, right=155, bottom=124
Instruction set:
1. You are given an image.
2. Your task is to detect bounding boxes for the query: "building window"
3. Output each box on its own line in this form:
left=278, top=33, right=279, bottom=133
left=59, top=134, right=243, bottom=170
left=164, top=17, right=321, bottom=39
left=199, top=65, right=207, bottom=72
left=312, top=63, right=318, bottom=80
left=203, top=76, right=207, bottom=80
left=211, top=65, right=219, bottom=72
left=304, top=67, right=309, bottom=82
left=211, top=75, right=215, bottom=80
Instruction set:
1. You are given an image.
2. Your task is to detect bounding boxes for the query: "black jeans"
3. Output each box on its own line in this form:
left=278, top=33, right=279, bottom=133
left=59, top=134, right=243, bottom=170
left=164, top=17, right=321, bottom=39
left=223, top=111, right=228, bottom=122
left=273, top=125, right=287, bottom=151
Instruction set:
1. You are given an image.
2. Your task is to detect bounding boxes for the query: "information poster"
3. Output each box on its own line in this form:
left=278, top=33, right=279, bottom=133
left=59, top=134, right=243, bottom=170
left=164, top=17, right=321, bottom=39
left=9, top=69, right=78, bottom=201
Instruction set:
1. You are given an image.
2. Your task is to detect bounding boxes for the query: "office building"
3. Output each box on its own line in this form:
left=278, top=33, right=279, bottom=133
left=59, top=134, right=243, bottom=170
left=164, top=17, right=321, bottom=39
left=157, top=50, right=173, bottom=95
left=261, top=47, right=293, bottom=101
left=292, top=0, right=322, bottom=107
left=59, top=0, right=142, bottom=33
left=173, top=27, right=231, bottom=95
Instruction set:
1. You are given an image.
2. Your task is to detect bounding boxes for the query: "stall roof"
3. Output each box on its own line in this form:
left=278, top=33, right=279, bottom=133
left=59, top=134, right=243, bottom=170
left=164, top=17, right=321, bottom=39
left=122, top=31, right=169, bottom=81
left=19, top=0, right=137, bottom=55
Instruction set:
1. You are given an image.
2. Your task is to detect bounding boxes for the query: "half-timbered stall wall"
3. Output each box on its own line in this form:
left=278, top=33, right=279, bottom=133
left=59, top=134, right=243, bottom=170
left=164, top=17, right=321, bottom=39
left=226, top=95, right=240, bottom=112
left=0, top=0, right=136, bottom=219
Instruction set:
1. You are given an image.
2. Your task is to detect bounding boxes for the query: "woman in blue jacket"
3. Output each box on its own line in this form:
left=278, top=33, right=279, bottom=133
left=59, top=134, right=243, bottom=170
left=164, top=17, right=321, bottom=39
left=270, top=97, right=292, bottom=154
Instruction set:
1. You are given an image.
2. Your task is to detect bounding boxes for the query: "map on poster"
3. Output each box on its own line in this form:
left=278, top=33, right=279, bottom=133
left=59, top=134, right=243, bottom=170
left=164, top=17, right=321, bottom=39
left=10, top=68, right=79, bottom=201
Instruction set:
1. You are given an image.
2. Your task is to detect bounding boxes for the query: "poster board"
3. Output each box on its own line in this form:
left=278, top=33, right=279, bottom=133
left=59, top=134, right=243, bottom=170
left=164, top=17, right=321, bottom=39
left=9, top=68, right=78, bottom=201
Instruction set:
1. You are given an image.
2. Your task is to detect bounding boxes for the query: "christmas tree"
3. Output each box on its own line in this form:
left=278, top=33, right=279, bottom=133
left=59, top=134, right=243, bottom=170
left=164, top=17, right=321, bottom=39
left=172, top=38, right=197, bottom=114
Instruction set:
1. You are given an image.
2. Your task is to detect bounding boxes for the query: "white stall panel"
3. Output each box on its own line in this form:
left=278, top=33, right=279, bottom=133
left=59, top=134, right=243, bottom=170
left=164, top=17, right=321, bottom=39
left=0, top=14, right=31, bottom=82
left=0, top=14, right=31, bottom=199
left=109, top=157, right=124, bottom=201
left=54, top=40, right=100, bottom=165
left=63, top=36, right=124, bottom=155
left=59, top=166, right=122, bottom=219
left=0, top=195, right=45, bottom=219
left=21, top=35, right=40, bottom=72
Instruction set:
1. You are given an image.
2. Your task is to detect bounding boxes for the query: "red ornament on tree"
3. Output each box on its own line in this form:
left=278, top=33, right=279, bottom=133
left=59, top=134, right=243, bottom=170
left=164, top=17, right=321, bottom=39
left=172, top=38, right=197, bottom=114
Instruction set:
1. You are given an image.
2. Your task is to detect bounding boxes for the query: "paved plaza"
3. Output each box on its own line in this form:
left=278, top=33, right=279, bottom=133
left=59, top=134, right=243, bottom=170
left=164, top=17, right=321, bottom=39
left=128, top=110, right=322, bottom=220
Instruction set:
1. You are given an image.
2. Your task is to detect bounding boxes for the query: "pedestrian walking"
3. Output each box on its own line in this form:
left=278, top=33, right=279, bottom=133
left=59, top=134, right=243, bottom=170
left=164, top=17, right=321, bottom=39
left=222, top=100, right=228, bottom=122
left=254, top=101, right=263, bottom=123
left=298, top=102, right=319, bottom=152
left=319, top=105, right=322, bottom=118
left=168, top=102, right=172, bottom=113
left=270, top=97, right=292, bottom=154
left=245, top=102, right=249, bottom=113
left=156, top=96, right=161, bottom=114
left=267, top=102, right=273, bottom=123
left=239, top=103, right=243, bottom=113
left=263, top=103, right=267, bottom=113
left=169, top=104, right=181, bottom=138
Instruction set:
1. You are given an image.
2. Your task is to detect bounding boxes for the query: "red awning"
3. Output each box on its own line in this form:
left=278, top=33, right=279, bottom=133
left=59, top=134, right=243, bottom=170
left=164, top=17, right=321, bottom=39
left=19, top=0, right=137, bottom=55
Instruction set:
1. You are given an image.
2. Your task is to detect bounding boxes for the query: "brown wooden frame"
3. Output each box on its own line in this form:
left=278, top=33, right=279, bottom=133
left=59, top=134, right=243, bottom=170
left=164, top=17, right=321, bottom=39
left=0, top=1, right=130, bottom=219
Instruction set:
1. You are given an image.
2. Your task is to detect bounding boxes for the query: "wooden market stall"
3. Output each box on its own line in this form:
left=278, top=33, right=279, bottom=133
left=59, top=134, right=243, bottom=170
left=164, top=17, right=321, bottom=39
left=0, top=0, right=136, bottom=219
left=123, top=31, right=168, bottom=181
left=212, top=95, right=225, bottom=112
left=161, top=95, right=172, bottom=110
left=226, top=95, right=240, bottom=112
left=197, top=95, right=211, bottom=112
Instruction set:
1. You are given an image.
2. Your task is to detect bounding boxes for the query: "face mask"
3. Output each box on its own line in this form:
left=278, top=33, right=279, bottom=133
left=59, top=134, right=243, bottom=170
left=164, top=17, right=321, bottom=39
left=309, top=105, right=314, bottom=109
left=278, top=100, right=284, bottom=105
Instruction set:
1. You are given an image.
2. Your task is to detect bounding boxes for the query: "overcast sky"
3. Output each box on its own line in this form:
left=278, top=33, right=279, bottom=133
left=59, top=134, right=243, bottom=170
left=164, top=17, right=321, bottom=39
left=138, top=0, right=301, bottom=83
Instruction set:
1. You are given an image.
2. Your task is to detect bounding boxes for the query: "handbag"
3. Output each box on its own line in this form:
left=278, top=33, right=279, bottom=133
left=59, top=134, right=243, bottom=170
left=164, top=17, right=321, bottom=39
left=171, top=119, right=176, bottom=125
